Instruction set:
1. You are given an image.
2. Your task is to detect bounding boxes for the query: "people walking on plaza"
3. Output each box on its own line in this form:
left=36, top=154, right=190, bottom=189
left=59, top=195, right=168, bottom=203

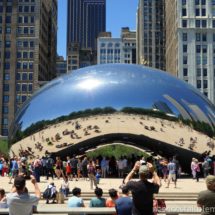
left=202, top=159, right=211, bottom=178
left=55, top=157, right=63, bottom=179
left=194, top=159, right=201, bottom=182
left=166, top=159, right=177, bottom=188
left=124, top=161, right=160, bottom=215
left=7, top=175, right=40, bottom=215
left=77, top=158, right=82, bottom=180
left=87, top=160, right=97, bottom=190
left=33, top=156, right=41, bottom=182
left=101, top=157, right=108, bottom=178
left=197, top=175, right=215, bottom=215
left=65, top=156, right=72, bottom=180
left=70, top=155, right=78, bottom=181
left=89, top=187, right=106, bottom=207
left=68, top=187, right=85, bottom=208
left=117, top=157, right=124, bottom=178
left=160, top=158, right=168, bottom=182
left=106, top=188, right=119, bottom=208
left=115, top=186, right=132, bottom=215
left=81, top=156, right=88, bottom=180
left=45, top=155, right=55, bottom=180
left=0, top=189, right=7, bottom=208
left=8, top=157, right=19, bottom=184
left=191, top=158, right=197, bottom=179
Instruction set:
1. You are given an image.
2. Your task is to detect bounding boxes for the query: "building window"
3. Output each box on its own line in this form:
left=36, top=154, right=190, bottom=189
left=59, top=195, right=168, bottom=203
left=196, top=20, right=201, bottom=27
left=182, top=0, right=186, bottom=5
left=22, top=84, right=27, bottom=92
left=203, top=68, right=207, bottom=76
left=23, top=52, right=28, bottom=58
left=3, top=84, right=9, bottom=92
left=24, top=6, right=29, bottom=12
left=28, top=84, right=32, bottom=92
left=196, top=8, right=200, bottom=16
left=16, top=73, right=21, bottom=80
left=201, top=0, right=206, bottom=5
left=196, top=45, right=201, bottom=53
left=203, top=80, right=208, bottom=88
left=4, top=73, right=10, bottom=80
left=5, top=51, right=10, bottom=58
left=4, top=62, right=10, bottom=70
left=213, top=0, right=215, bottom=5
left=197, top=80, right=201, bottom=88
left=202, top=20, right=207, bottom=28
left=202, top=45, right=207, bottom=53
left=22, top=73, right=27, bottom=80
left=183, top=44, right=187, bottom=52
left=213, top=20, right=215, bottom=28
left=3, top=95, right=9, bottom=103
left=16, top=84, right=20, bottom=92
left=29, top=73, right=33, bottom=80
left=202, top=34, right=207, bottom=41
left=183, top=68, right=188, bottom=76
left=31, top=6, right=35, bottom=12
left=197, top=68, right=201, bottom=77
left=195, top=0, right=200, bottom=5
left=2, top=106, right=8, bottom=114
left=22, top=96, right=27, bottom=102
left=5, top=27, right=11, bottom=34
left=182, top=8, right=187, bottom=16
left=29, top=62, right=33, bottom=69
left=6, top=16, right=11, bottom=23
left=182, top=20, right=187, bottom=27
left=6, top=6, right=12, bottom=13
left=202, top=8, right=206, bottom=16
left=5, top=41, right=11, bottom=48
left=2, top=118, right=8, bottom=125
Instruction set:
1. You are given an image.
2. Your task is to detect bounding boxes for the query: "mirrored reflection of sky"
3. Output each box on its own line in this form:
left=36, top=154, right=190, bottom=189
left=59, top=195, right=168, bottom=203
left=17, top=64, right=215, bottom=130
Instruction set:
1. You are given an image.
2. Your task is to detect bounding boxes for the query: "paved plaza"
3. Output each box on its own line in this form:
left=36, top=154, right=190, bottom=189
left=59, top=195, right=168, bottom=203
left=0, top=176, right=207, bottom=193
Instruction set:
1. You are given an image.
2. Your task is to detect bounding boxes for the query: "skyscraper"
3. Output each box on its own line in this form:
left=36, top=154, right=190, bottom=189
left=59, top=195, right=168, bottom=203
left=166, top=0, right=215, bottom=103
left=67, top=0, right=106, bottom=71
left=0, top=0, right=57, bottom=136
left=137, top=0, right=165, bottom=70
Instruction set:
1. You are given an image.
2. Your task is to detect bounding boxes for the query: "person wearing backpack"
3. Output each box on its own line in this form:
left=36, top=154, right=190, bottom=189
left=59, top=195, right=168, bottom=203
left=43, top=182, right=57, bottom=204
left=46, top=156, right=54, bottom=180
left=87, top=160, right=97, bottom=190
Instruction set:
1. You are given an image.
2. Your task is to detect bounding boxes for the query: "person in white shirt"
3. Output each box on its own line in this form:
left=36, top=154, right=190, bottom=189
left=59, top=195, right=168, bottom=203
left=7, top=175, right=40, bottom=215
left=61, top=176, right=70, bottom=197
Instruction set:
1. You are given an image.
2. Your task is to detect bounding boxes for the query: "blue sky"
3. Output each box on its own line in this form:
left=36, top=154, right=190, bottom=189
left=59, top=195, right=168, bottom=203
left=57, top=0, right=138, bottom=59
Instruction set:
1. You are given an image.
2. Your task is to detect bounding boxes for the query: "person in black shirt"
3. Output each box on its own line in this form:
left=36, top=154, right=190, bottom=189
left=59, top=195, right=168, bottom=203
left=124, top=161, right=161, bottom=215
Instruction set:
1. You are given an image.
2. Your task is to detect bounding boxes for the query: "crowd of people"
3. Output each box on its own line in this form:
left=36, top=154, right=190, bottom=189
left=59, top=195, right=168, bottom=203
left=0, top=153, right=215, bottom=215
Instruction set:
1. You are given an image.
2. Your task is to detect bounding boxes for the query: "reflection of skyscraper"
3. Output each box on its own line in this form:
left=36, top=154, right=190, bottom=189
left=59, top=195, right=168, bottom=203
left=153, top=101, right=173, bottom=114
left=0, top=0, right=57, bottom=136
left=67, top=0, right=106, bottom=72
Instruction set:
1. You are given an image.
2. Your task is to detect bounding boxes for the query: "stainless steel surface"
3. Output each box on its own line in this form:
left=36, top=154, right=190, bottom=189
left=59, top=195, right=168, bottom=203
left=9, top=64, right=215, bottom=162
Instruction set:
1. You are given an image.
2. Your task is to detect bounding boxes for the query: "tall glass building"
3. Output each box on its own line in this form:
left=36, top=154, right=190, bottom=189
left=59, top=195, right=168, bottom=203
left=67, top=0, right=106, bottom=72
left=166, top=0, right=215, bottom=103
left=0, top=0, right=57, bottom=136
left=137, top=0, right=165, bottom=70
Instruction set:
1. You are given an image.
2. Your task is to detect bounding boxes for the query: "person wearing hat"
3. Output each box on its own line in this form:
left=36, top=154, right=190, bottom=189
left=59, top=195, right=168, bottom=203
left=6, top=175, right=41, bottom=215
left=124, top=161, right=161, bottom=215
left=197, top=175, right=215, bottom=215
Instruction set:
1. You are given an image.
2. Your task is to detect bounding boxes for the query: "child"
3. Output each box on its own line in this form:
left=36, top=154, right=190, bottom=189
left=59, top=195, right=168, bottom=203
left=95, top=169, right=101, bottom=184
